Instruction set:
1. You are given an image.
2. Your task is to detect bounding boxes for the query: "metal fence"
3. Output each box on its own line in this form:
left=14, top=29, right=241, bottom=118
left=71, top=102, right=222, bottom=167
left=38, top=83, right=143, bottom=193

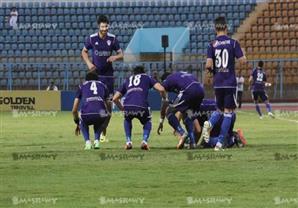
left=0, top=58, right=297, bottom=100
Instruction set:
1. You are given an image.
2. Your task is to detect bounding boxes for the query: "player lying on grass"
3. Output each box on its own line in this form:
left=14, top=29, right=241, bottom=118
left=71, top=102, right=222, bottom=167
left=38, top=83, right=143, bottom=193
left=174, top=99, right=246, bottom=149
left=249, top=60, right=274, bottom=119
left=112, top=66, right=166, bottom=150
left=72, top=71, right=109, bottom=150
left=157, top=71, right=205, bottom=149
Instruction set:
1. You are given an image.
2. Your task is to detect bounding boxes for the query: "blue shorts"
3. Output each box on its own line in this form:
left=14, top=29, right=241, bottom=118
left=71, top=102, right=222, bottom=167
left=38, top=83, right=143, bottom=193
left=98, top=76, right=114, bottom=101
left=124, top=106, right=151, bottom=125
left=172, top=83, right=204, bottom=113
left=252, top=91, right=268, bottom=102
left=214, top=88, right=237, bottom=110
left=80, top=114, right=108, bottom=126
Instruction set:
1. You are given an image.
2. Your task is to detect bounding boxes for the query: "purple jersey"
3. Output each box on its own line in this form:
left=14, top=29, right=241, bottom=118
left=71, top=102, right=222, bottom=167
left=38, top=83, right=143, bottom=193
left=84, top=32, right=120, bottom=77
left=162, top=71, right=199, bottom=93
left=207, top=35, right=244, bottom=88
left=75, top=81, right=108, bottom=115
left=117, top=74, right=157, bottom=109
left=251, top=67, right=267, bottom=91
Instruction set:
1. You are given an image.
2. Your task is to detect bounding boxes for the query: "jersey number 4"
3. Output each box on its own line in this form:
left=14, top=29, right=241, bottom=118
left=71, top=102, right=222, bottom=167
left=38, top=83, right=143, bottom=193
left=215, top=49, right=229, bottom=68
left=90, top=81, right=98, bottom=95
left=128, top=75, right=141, bottom=87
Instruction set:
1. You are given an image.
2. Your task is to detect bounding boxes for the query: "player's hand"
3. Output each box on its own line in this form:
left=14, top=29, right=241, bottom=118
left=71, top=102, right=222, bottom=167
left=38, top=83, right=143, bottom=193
left=157, top=122, right=163, bottom=135
left=75, top=125, right=80, bottom=136
left=87, top=63, right=96, bottom=71
left=107, top=56, right=117, bottom=63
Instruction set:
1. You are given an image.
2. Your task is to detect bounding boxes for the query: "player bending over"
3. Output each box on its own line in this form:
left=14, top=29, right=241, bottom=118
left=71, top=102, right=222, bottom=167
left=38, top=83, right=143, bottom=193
left=249, top=60, right=274, bottom=119
left=157, top=71, right=205, bottom=149
left=204, top=16, right=247, bottom=151
left=113, top=66, right=166, bottom=150
left=72, top=72, right=109, bottom=150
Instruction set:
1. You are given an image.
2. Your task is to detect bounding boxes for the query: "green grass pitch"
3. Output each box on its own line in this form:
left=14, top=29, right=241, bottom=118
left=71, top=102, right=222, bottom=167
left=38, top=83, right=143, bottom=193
left=0, top=110, right=297, bottom=208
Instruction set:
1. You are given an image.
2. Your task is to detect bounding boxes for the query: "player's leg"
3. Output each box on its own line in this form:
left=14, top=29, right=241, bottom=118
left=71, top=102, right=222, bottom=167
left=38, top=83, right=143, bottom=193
left=238, top=91, right=243, bottom=108
left=123, top=110, right=133, bottom=149
left=139, top=109, right=152, bottom=150
left=214, top=88, right=236, bottom=151
left=262, top=92, right=274, bottom=118
left=93, top=116, right=107, bottom=149
left=253, top=91, right=263, bottom=118
left=80, top=116, right=92, bottom=150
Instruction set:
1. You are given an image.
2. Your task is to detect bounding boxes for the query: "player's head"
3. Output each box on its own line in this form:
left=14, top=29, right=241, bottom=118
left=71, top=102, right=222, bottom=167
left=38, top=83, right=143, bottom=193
left=11, top=7, right=16, bottom=11
left=97, top=15, right=109, bottom=36
left=133, top=66, right=145, bottom=75
left=258, top=61, right=264, bottom=68
left=86, top=71, right=99, bottom=81
left=214, top=16, right=227, bottom=33
left=161, top=72, right=171, bottom=82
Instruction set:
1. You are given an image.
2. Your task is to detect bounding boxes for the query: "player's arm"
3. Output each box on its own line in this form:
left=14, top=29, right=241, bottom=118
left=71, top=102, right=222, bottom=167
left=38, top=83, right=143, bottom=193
left=72, top=98, right=81, bottom=136
left=153, top=82, right=167, bottom=100
left=112, top=91, right=124, bottom=111
left=107, top=49, right=123, bottom=63
left=157, top=90, right=169, bottom=135
left=248, top=75, right=253, bottom=90
left=238, top=55, right=247, bottom=65
left=81, top=47, right=96, bottom=71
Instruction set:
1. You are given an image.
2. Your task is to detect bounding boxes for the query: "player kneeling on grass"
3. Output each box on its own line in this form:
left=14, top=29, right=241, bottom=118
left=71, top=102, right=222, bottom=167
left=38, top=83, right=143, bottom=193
left=157, top=71, right=205, bottom=149
left=113, top=66, right=166, bottom=150
left=72, top=71, right=109, bottom=150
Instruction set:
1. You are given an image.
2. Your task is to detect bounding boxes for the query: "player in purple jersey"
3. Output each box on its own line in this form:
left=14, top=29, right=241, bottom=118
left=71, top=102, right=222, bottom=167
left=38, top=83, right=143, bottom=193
left=158, top=71, right=205, bottom=149
left=205, top=16, right=247, bottom=151
left=249, top=61, right=274, bottom=119
left=81, top=15, right=123, bottom=142
left=112, top=66, right=166, bottom=150
left=72, top=72, right=109, bottom=150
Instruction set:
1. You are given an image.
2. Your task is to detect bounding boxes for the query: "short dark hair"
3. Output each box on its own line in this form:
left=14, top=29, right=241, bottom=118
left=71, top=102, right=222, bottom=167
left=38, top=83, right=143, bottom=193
left=86, top=71, right=99, bottom=81
left=214, top=16, right=227, bottom=31
left=161, top=72, right=171, bottom=82
left=258, top=61, right=264, bottom=68
left=97, top=15, right=109, bottom=25
left=133, top=66, right=145, bottom=75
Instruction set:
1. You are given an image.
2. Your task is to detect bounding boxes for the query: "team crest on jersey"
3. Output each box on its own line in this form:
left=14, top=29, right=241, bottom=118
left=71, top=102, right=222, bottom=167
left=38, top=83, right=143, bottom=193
left=107, top=40, right=111, bottom=46
left=213, top=40, right=219, bottom=47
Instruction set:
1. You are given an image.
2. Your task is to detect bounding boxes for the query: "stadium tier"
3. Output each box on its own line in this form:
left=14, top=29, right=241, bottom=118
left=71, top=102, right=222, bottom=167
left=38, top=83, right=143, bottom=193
left=0, top=0, right=297, bottom=99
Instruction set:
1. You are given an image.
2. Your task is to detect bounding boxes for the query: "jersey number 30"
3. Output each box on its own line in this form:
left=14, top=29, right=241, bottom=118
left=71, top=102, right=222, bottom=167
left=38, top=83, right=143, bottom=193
left=215, top=49, right=229, bottom=68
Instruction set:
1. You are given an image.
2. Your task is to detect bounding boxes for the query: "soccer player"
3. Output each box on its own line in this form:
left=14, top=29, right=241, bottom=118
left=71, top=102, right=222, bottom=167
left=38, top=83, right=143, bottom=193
left=157, top=71, right=205, bottom=149
left=236, top=72, right=244, bottom=108
left=112, top=66, right=166, bottom=150
left=249, top=60, right=274, bottom=119
left=204, top=16, right=247, bottom=151
left=81, top=15, right=123, bottom=142
left=72, top=71, right=109, bottom=150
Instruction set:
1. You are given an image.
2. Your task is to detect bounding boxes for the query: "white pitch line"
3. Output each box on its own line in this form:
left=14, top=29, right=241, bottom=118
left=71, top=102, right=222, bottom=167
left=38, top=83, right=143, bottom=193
left=238, top=111, right=298, bottom=124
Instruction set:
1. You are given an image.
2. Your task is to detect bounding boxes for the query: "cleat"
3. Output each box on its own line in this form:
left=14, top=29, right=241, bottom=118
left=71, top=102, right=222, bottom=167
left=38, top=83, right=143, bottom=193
left=125, top=142, right=132, bottom=150
left=200, top=121, right=212, bottom=143
left=176, top=133, right=187, bottom=149
left=259, top=116, right=263, bottom=119
left=84, top=142, right=92, bottom=150
left=100, top=134, right=108, bottom=143
left=188, top=143, right=197, bottom=149
left=94, top=140, right=100, bottom=149
left=214, top=142, right=224, bottom=151
left=236, top=129, right=247, bottom=146
left=141, top=141, right=150, bottom=150
left=268, top=112, right=275, bottom=119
